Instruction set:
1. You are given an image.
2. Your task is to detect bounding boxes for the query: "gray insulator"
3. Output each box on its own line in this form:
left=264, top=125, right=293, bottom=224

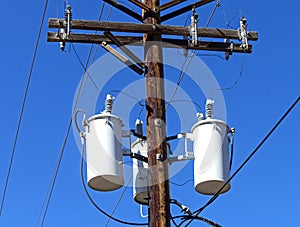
left=205, top=99, right=214, bottom=118
left=105, top=94, right=114, bottom=114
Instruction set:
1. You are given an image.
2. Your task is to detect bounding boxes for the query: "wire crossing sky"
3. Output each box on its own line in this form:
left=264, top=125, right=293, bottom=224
left=0, top=0, right=49, bottom=217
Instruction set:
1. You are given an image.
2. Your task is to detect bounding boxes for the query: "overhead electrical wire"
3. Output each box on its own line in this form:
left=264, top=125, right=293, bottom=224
left=36, top=119, right=72, bottom=227
left=165, top=51, right=196, bottom=111
left=109, top=90, right=145, bottom=108
left=170, top=213, right=180, bottom=227
left=51, top=0, right=59, bottom=17
left=166, top=99, right=203, bottom=112
left=204, top=0, right=220, bottom=28
left=166, top=0, right=220, bottom=111
left=109, top=89, right=146, bottom=119
left=216, top=3, right=247, bottom=91
left=104, top=174, right=133, bottom=227
left=0, top=0, right=49, bottom=217
left=192, top=2, right=246, bottom=91
left=35, top=2, right=108, bottom=225
left=70, top=1, right=112, bottom=95
left=182, top=96, right=300, bottom=226
left=71, top=43, right=100, bottom=94
left=69, top=2, right=113, bottom=99
left=170, top=179, right=193, bottom=187
left=174, top=214, right=221, bottom=227
left=219, top=6, right=240, bottom=29
left=218, top=54, right=246, bottom=91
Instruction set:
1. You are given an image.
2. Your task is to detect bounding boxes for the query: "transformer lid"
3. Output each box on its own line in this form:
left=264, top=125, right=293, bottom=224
left=134, top=191, right=149, bottom=205
left=191, top=118, right=230, bottom=133
left=87, top=113, right=123, bottom=125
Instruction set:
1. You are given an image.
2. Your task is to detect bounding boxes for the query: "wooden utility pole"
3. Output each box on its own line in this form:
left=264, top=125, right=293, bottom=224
left=142, top=0, right=170, bottom=225
left=47, top=1, right=258, bottom=226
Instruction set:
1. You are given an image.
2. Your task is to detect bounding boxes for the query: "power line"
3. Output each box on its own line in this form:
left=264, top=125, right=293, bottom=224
left=35, top=43, right=94, bottom=227
left=104, top=174, right=133, bottom=227
left=35, top=53, right=92, bottom=225
left=218, top=53, right=246, bottom=91
left=219, top=5, right=240, bottom=29
left=183, top=96, right=300, bottom=226
left=71, top=43, right=100, bottom=93
left=35, top=3, right=116, bottom=225
left=108, top=89, right=145, bottom=119
left=36, top=119, right=72, bottom=227
left=70, top=2, right=113, bottom=97
left=204, top=0, right=220, bottom=28
left=170, top=179, right=193, bottom=187
left=0, top=0, right=49, bottom=216
left=166, top=51, right=195, bottom=111
left=166, top=0, right=220, bottom=111
left=197, top=3, right=246, bottom=91
left=170, top=213, right=179, bottom=227
left=109, top=90, right=145, bottom=107
left=166, top=99, right=203, bottom=112
left=175, top=215, right=221, bottom=227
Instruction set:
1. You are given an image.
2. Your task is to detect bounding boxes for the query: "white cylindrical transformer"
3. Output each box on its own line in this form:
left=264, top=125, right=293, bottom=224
left=85, top=113, right=124, bottom=191
left=192, top=118, right=231, bottom=195
left=132, top=139, right=148, bottom=205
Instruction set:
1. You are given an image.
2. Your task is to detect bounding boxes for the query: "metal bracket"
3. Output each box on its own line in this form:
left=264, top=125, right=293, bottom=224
left=130, top=129, right=147, bottom=140
left=103, top=31, right=146, bottom=69
left=130, top=152, right=149, bottom=163
left=166, top=133, right=183, bottom=141
left=101, top=41, right=144, bottom=75
left=182, top=132, right=194, bottom=154
left=167, top=154, right=194, bottom=164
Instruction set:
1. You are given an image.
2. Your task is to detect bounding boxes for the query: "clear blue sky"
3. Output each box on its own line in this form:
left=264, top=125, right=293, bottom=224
left=0, top=0, right=299, bottom=226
